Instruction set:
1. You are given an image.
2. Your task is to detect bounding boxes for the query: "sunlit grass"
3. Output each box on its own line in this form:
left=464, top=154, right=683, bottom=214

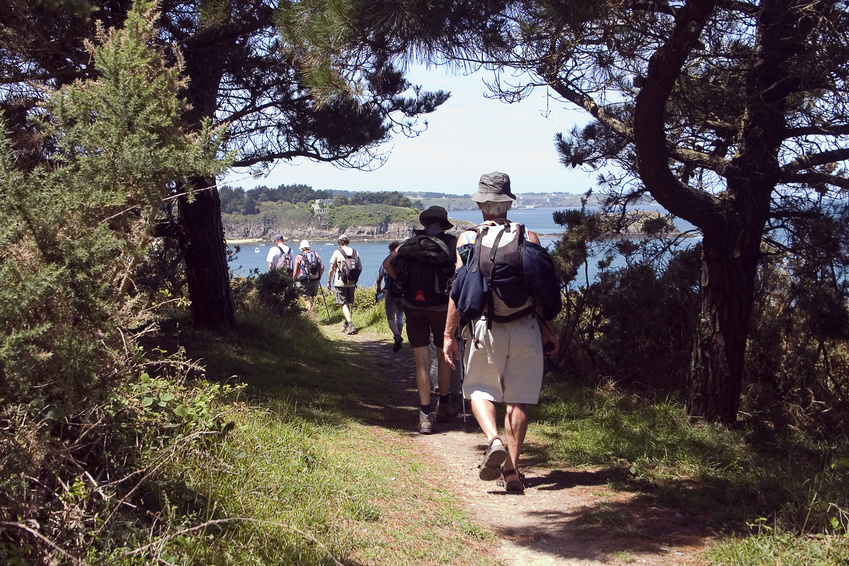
left=161, top=305, right=495, bottom=565
left=705, top=532, right=849, bottom=565
left=529, top=379, right=849, bottom=563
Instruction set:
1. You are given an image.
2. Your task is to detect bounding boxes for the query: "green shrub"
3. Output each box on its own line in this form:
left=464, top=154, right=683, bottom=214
left=0, top=3, right=229, bottom=561
left=551, top=216, right=701, bottom=391
left=231, top=269, right=302, bottom=316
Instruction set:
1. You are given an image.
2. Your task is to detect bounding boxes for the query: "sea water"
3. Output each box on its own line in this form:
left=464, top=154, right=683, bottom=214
left=227, top=206, right=694, bottom=284
left=228, top=207, right=570, bottom=282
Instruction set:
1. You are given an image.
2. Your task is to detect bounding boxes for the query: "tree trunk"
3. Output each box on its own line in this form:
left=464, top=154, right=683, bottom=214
left=685, top=218, right=764, bottom=423
left=178, top=33, right=237, bottom=331
left=178, top=177, right=236, bottom=331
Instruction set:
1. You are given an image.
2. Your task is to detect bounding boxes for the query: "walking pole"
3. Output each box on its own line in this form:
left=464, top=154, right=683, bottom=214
left=318, top=285, right=332, bottom=323
left=456, top=328, right=467, bottom=429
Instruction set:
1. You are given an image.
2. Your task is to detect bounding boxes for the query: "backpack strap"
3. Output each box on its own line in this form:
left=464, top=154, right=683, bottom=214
left=471, top=222, right=535, bottom=328
left=471, top=225, right=487, bottom=274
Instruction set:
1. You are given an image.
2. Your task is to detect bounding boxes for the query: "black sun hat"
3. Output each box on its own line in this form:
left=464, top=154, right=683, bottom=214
left=418, top=206, right=454, bottom=230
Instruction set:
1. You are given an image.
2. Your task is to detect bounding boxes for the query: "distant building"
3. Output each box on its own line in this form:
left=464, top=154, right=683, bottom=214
left=516, top=194, right=553, bottom=208
left=312, top=202, right=329, bottom=215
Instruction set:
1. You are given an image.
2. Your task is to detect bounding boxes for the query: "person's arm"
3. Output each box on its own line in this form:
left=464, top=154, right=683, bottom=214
left=266, top=247, right=277, bottom=271
left=382, top=252, right=397, bottom=279
left=538, top=309, right=559, bottom=359
left=442, top=297, right=462, bottom=369
left=327, top=253, right=336, bottom=288
left=375, top=265, right=385, bottom=290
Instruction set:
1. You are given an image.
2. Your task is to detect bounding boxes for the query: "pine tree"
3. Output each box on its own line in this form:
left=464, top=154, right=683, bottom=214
left=0, top=0, right=227, bottom=406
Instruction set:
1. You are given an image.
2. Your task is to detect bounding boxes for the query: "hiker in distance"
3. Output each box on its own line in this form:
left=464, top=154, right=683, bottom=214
left=293, top=240, right=324, bottom=312
left=384, top=206, right=459, bottom=434
left=266, top=234, right=294, bottom=277
left=375, top=241, right=405, bottom=351
left=327, top=234, right=362, bottom=335
left=443, top=172, right=561, bottom=492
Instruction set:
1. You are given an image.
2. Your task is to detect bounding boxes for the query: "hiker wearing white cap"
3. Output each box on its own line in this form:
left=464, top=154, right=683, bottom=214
left=293, top=240, right=324, bottom=312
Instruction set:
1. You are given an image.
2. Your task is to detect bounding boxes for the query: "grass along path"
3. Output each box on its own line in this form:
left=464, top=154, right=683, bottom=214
left=180, top=293, right=849, bottom=565
left=181, top=311, right=498, bottom=565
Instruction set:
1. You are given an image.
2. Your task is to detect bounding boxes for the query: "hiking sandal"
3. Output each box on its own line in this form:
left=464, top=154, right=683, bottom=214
left=478, top=436, right=509, bottom=481
left=498, top=468, right=525, bottom=493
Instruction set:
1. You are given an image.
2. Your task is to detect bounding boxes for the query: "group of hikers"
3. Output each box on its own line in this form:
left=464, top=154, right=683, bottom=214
left=268, top=171, right=562, bottom=493
left=266, top=233, right=362, bottom=332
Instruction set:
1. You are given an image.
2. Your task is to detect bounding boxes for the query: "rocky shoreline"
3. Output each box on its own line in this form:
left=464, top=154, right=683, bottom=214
left=222, top=217, right=481, bottom=244
left=222, top=210, right=689, bottom=244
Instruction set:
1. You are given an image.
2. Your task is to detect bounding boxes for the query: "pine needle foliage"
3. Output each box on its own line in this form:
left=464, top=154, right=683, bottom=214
left=0, top=0, right=228, bottom=407
left=0, top=1, right=230, bottom=561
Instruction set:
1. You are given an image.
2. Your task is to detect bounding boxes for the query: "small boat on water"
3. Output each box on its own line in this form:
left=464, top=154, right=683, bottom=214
left=254, top=247, right=260, bottom=253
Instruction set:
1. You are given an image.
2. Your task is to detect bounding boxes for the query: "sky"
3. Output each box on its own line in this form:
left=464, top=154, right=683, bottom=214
left=222, top=66, right=598, bottom=196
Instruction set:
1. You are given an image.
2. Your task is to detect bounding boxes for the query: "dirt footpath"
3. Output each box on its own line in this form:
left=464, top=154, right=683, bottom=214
left=345, top=331, right=714, bottom=566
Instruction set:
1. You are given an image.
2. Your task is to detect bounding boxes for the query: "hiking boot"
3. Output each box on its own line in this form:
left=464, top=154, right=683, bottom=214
left=451, top=393, right=465, bottom=416
left=340, top=321, right=350, bottom=333
left=418, top=410, right=434, bottom=434
left=435, top=399, right=459, bottom=422
left=346, top=324, right=358, bottom=335
left=393, top=334, right=403, bottom=352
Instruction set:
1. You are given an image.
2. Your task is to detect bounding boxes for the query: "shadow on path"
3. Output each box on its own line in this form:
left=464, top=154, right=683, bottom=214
left=332, top=329, right=714, bottom=566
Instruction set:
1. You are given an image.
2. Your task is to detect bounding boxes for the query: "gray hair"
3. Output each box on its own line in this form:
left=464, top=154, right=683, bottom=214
left=477, top=200, right=512, bottom=217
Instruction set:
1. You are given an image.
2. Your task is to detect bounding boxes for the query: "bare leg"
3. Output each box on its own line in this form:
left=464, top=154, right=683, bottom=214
left=471, top=398, right=501, bottom=444
left=413, top=346, right=433, bottom=407
left=341, top=303, right=353, bottom=324
left=504, top=403, right=528, bottom=474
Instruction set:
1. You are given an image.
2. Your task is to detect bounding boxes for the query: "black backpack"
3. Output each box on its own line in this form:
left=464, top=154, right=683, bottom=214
left=474, top=222, right=532, bottom=313
left=298, top=251, right=322, bottom=281
left=385, top=271, right=405, bottom=297
left=451, top=222, right=561, bottom=324
left=339, top=248, right=361, bottom=284
left=393, top=231, right=457, bottom=306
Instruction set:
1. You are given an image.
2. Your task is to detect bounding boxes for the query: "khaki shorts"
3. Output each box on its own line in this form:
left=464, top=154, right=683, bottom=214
left=462, top=315, right=544, bottom=404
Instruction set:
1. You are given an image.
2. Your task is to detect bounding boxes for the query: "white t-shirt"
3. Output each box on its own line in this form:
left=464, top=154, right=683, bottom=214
left=266, top=243, right=293, bottom=271
left=330, top=246, right=361, bottom=287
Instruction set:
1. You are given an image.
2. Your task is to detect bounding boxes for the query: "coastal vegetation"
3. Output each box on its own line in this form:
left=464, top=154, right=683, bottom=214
left=219, top=183, right=594, bottom=240
left=283, top=0, right=849, bottom=426
left=2, top=1, right=849, bottom=565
